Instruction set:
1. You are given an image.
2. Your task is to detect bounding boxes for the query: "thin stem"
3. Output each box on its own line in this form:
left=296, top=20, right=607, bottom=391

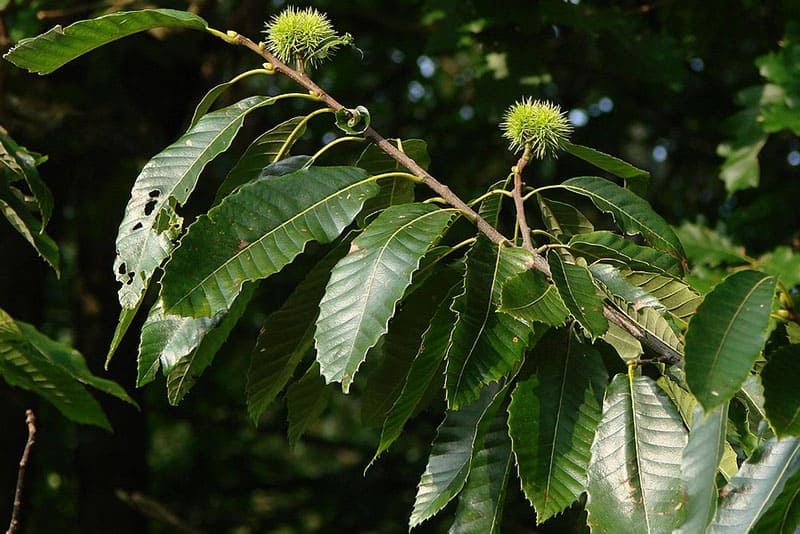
left=308, top=136, right=366, bottom=164
left=275, top=107, right=334, bottom=161
left=531, top=228, right=558, bottom=242
left=369, top=171, right=424, bottom=184
left=423, top=197, right=447, bottom=205
left=536, top=243, right=571, bottom=254
left=6, top=410, right=36, bottom=534
left=466, top=189, right=514, bottom=207
left=522, top=184, right=561, bottom=202
left=512, top=146, right=534, bottom=251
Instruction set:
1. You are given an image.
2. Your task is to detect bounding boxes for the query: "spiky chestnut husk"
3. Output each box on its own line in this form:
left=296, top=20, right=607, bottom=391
left=500, top=98, right=572, bottom=159
left=263, top=7, right=352, bottom=71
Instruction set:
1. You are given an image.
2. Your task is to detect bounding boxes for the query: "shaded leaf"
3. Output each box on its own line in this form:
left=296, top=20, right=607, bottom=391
left=623, top=271, right=702, bottom=324
left=536, top=196, right=594, bottom=238
left=246, top=240, right=350, bottom=424
left=361, top=267, right=460, bottom=427
left=508, top=333, right=607, bottom=523
left=498, top=267, right=569, bottom=327
left=213, top=118, right=308, bottom=204
left=0, top=182, right=59, bottom=274
left=315, top=203, right=455, bottom=391
left=548, top=252, right=608, bottom=338
left=685, top=270, right=776, bottom=411
left=160, top=166, right=377, bottom=318
left=370, top=283, right=461, bottom=465
left=444, top=241, right=534, bottom=409
left=3, top=9, right=208, bottom=74
left=114, top=96, right=274, bottom=311
left=710, top=437, right=800, bottom=533
left=450, top=406, right=513, bottom=534
left=559, top=177, right=685, bottom=265
left=0, top=131, right=53, bottom=227
left=335, top=105, right=371, bottom=134
left=410, top=383, right=504, bottom=528
left=164, top=284, right=255, bottom=405
left=763, top=344, right=800, bottom=437
left=0, top=310, right=110, bottom=428
left=602, top=323, right=643, bottom=360
left=190, top=70, right=273, bottom=129
left=589, top=263, right=664, bottom=313
left=675, top=222, right=747, bottom=268
left=586, top=373, right=688, bottom=533
left=569, top=230, right=683, bottom=277
left=287, top=363, right=332, bottom=447
left=355, top=139, right=429, bottom=225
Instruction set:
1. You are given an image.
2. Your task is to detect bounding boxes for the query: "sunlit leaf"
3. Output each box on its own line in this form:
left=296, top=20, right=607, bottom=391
left=562, top=141, right=650, bottom=196
left=498, top=267, right=569, bottom=327
left=586, top=373, right=687, bottom=533
left=3, top=9, right=208, bottom=74
left=315, top=203, right=455, bottom=391
left=569, top=231, right=683, bottom=277
left=536, top=196, right=594, bottom=239
left=709, top=437, right=800, bottom=533
left=160, top=166, right=377, bottom=318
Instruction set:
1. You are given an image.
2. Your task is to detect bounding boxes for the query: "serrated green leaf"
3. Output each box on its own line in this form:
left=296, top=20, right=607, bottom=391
left=548, top=252, right=608, bottom=338
left=114, top=96, right=274, bottom=312
left=569, top=231, right=683, bottom=277
left=602, top=323, right=643, bottom=360
left=246, top=240, right=350, bottom=424
left=0, top=309, right=110, bottom=428
left=213, top=118, right=308, bottom=204
left=0, top=131, right=53, bottom=227
left=445, top=241, right=534, bottom=409
left=676, top=404, right=729, bottom=534
left=508, top=333, right=607, bottom=523
left=287, top=363, right=332, bottom=447
left=498, top=267, right=569, bottom=327
left=751, top=466, right=800, bottom=534
left=164, top=284, right=255, bottom=405
left=160, top=166, right=377, bottom=318
left=586, top=373, right=688, bottom=534
left=536, top=196, right=594, bottom=239
left=763, top=344, right=800, bottom=437
left=590, top=263, right=664, bottom=312
left=355, top=139, right=429, bottom=226
left=189, top=70, right=274, bottom=129
left=450, top=406, right=513, bottom=534
left=316, top=204, right=455, bottom=392
left=410, top=383, right=504, bottom=528
left=685, top=270, right=776, bottom=411
left=562, top=141, right=650, bottom=196
left=675, top=222, right=747, bottom=268
left=370, top=283, right=461, bottom=466
left=3, top=9, right=208, bottom=74
left=0, top=182, right=59, bottom=274
left=361, top=267, right=459, bottom=427
left=623, top=271, right=702, bottom=323
left=106, top=306, right=139, bottom=366
left=606, top=296, right=683, bottom=355
left=709, top=437, right=800, bottom=533
left=558, top=177, right=685, bottom=266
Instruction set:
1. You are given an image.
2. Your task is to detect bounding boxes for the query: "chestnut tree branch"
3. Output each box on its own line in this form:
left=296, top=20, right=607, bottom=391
left=6, top=410, right=36, bottom=534
left=222, top=30, right=682, bottom=363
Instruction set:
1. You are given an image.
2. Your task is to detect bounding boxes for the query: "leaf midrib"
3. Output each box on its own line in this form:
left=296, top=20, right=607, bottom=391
left=543, top=335, right=573, bottom=513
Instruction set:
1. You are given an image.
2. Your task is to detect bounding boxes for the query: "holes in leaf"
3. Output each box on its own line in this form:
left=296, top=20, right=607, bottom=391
left=144, top=199, right=157, bottom=216
left=117, top=262, right=127, bottom=275
left=148, top=190, right=160, bottom=198
left=126, top=272, right=135, bottom=285
left=132, top=222, right=143, bottom=230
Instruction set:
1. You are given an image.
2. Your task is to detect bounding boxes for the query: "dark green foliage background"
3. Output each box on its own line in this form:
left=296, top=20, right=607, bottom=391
left=0, top=0, right=797, bottom=532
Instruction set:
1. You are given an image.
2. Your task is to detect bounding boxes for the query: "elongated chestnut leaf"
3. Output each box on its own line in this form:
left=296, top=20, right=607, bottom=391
left=548, top=252, right=608, bottom=338
left=569, top=230, right=683, bottom=277
left=586, top=373, right=688, bottom=533
left=685, top=270, right=776, bottom=411
left=4, top=9, right=208, bottom=75
left=160, top=166, right=377, bottom=318
left=316, top=203, right=455, bottom=391
left=562, top=141, right=650, bottom=196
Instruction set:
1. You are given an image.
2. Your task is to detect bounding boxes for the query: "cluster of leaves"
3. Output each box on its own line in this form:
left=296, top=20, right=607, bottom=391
left=718, top=22, right=800, bottom=194
left=0, top=128, right=134, bottom=428
left=4, top=7, right=800, bottom=532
